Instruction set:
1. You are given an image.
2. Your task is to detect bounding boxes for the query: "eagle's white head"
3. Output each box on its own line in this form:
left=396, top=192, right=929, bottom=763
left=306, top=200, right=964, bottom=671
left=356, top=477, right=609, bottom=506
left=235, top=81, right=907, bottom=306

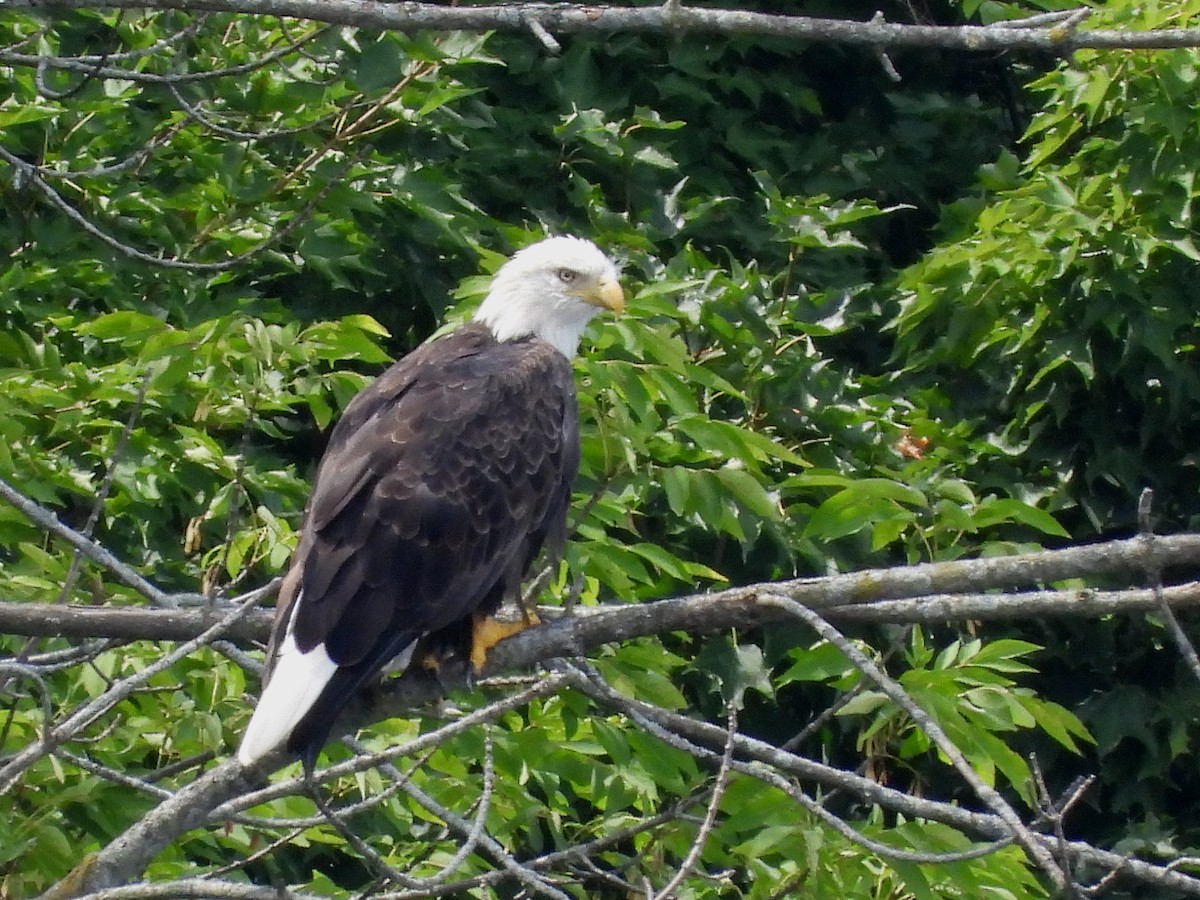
left=474, top=236, right=624, bottom=358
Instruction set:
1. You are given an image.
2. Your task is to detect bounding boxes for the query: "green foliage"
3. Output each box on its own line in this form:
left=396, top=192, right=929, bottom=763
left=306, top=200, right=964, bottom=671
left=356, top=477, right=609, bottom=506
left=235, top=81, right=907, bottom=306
left=839, top=630, right=1092, bottom=803
left=3, top=0, right=1198, bottom=895
left=887, top=0, right=1200, bottom=861
left=0, top=309, right=390, bottom=595
left=894, top=0, right=1200, bottom=538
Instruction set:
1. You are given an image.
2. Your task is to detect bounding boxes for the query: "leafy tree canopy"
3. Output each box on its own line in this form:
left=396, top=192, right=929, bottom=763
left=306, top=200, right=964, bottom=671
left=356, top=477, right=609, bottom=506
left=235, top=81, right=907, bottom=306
left=3, top=0, right=1200, bottom=896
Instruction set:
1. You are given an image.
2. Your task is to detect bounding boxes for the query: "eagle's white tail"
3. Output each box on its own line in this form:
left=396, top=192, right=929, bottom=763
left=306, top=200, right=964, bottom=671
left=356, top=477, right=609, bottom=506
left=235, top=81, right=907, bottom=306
left=237, top=633, right=339, bottom=766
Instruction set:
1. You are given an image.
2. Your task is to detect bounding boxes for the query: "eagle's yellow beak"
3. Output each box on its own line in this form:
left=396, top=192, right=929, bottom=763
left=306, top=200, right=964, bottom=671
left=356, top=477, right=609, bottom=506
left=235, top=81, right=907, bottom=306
left=590, top=278, right=625, bottom=315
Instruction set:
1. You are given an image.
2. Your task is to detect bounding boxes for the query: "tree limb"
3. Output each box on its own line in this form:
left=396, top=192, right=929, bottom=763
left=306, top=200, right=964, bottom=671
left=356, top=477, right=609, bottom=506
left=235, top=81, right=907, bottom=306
left=3, top=1, right=1200, bottom=53
left=5, top=534, right=1200, bottom=645
left=0, top=597, right=276, bottom=643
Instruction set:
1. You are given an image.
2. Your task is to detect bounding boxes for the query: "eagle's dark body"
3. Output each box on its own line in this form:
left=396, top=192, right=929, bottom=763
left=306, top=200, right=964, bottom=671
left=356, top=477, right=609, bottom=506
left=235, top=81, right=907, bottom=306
left=237, top=235, right=621, bottom=770
left=266, top=324, right=578, bottom=767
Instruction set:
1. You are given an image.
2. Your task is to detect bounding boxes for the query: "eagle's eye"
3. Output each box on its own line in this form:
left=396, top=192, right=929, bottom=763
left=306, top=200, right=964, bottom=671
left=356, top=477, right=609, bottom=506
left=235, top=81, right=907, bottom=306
left=556, top=268, right=578, bottom=284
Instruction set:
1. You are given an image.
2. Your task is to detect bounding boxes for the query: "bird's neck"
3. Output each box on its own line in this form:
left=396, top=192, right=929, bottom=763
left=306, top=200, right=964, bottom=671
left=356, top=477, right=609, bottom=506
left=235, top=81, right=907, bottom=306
left=474, top=292, right=593, bottom=358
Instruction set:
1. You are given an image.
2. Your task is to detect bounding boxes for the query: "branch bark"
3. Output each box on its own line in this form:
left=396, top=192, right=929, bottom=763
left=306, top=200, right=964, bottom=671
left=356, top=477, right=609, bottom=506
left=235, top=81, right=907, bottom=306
left=6, top=533, right=1200, bottom=646
left=4, top=1, right=1200, bottom=53
left=0, top=601, right=275, bottom=643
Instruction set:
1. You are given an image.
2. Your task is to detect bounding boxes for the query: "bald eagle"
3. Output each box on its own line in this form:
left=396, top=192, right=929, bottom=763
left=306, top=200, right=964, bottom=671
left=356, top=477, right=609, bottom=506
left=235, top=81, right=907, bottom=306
left=237, top=236, right=623, bottom=770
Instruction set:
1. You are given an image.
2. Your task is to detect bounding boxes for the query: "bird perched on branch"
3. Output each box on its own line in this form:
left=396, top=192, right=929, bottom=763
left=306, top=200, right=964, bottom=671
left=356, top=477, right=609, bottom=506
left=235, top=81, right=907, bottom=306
left=237, top=236, right=624, bottom=771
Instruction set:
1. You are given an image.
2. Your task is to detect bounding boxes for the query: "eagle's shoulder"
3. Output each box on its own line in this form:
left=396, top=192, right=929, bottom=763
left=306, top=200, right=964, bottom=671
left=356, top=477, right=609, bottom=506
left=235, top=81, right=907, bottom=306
left=305, top=323, right=577, bottom=536
left=329, top=323, right=570, bottom=441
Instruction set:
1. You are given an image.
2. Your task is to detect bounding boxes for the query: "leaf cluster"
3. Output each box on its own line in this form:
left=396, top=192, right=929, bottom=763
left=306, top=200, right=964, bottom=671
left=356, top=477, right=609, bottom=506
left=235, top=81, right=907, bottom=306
left=4, top=0, right=1197, bottom=896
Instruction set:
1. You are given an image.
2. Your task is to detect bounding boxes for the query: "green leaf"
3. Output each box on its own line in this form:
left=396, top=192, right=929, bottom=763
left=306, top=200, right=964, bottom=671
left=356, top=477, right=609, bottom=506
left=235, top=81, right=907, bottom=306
left=355, top=36, right=407, bottom=92
left=76, top=311, right=168, bottom=344
left=804, top=479, right=926, bottom=541
left=972, top=498, right=1069, bottom=538
left=714, top=467, right=779, bottom=519
left=695, top=638, right=775, bottom=709
left=837, top=690, right=891, bottom=718
left=778, top=641, right=855, bottom=686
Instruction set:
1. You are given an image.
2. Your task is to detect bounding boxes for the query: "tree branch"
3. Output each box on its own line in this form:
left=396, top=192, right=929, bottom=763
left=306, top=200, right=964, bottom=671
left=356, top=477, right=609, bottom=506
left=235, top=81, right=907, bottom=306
left=0, top=595, right=275, bottom=643
left=3, top=1, right=1200, bottom=53
left=5, top=535, right=1200, bottom=646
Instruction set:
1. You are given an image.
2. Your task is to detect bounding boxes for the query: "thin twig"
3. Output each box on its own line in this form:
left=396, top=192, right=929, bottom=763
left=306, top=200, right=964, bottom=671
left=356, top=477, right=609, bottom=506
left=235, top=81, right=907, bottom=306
left=1139, top=490, right=1200, bottom=686
left=650, top=704, right=737, bottom=899
left=0, top=23, right=324, bottom=86
left=57, top=370, right=155, bottom=606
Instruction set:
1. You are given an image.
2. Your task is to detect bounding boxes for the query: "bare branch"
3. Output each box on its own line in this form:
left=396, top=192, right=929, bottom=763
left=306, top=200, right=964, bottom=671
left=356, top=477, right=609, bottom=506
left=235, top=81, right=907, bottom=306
left=0, top=592, right=276, bottom=641
left=524, top=14, right=562, bottom=54
left=1139, top=491, right=1200, bottom=687
left=394, top=767, right=574, bottom=900
left=6, top=533, right=1200, bottom=646
left=71, top=881, right=326, bottom=900
left=649, top=704, right=737, bottom=899
left=383, top=728, right=496, bottom=889
left=4, top=1, right=1200, bottom=53
left=0, top=474, right=177, bottom=607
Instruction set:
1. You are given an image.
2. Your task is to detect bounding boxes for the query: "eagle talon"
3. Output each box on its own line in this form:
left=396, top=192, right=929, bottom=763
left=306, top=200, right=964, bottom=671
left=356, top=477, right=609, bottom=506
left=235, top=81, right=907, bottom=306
left=470, top=611, right=541, bottom=673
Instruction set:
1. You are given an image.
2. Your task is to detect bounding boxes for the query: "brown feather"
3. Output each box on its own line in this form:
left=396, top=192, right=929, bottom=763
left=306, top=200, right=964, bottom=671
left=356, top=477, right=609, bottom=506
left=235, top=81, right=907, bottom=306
left=262, top=323, right=578, bottom=762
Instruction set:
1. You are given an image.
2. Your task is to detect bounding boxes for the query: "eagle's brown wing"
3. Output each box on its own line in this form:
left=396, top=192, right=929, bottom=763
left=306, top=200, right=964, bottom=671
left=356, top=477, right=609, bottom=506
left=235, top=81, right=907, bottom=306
left=264, top=323, right=578, bottom=767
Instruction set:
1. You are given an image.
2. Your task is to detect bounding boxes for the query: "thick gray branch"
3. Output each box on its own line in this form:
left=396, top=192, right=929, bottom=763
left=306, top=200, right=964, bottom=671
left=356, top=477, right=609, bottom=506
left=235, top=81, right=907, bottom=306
left=6, top=534, right=1200, bottom=646
left=0, top=602, right=275, bottom=643
left=5, top=581, right=1198, bottom=643
left=3, top=1, right=1200, bottom=53
left=491, top=531, right=1200, bottom=667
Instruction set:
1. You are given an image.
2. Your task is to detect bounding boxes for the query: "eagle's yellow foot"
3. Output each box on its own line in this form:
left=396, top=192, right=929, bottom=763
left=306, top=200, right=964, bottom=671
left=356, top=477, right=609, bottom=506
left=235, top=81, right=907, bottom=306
left=470, top=609, right=541, bottom=672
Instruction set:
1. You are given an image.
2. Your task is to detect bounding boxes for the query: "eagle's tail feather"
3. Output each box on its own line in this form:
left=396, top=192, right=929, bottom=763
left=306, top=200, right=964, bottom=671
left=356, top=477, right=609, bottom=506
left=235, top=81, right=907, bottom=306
left=285, top=637, right=417, bottom=773
left=237, top=633, right=339, bottom=767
